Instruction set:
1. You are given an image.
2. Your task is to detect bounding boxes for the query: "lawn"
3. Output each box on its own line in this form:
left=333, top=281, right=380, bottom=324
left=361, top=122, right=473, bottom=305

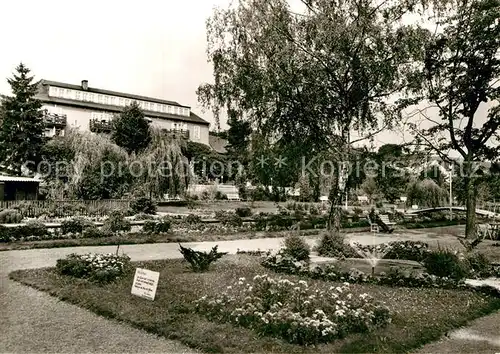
left=10, top=255, right=500, bottom=353
left=0, top=228, right=326, bottom=252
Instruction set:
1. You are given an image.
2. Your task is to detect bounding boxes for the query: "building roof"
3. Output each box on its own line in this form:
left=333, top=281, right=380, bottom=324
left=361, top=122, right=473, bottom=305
left=36, top=80, right=210, bottom=126
left=0, top=175, right=41, bottom=183
left=209, top=135, right=229, bottom=154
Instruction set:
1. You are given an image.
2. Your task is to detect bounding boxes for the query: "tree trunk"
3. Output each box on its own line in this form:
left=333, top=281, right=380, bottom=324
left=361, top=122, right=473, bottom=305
left=327, top=131, right=350, bottom=232
left=465, top=174, right=477, bottom=239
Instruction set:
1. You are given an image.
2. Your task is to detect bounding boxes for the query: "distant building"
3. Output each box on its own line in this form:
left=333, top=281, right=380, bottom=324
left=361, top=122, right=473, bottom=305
left=34, top=80, right=210, bottom=145
left=0, top=175, right=40, bottom=201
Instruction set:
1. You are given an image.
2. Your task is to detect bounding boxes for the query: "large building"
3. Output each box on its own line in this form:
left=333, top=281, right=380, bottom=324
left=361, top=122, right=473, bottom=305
left=34, top=80, right=210, bottom=145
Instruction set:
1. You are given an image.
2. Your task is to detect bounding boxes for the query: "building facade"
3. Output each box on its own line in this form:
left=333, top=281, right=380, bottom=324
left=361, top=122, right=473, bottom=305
left=35, top=80, right=210, bottom=145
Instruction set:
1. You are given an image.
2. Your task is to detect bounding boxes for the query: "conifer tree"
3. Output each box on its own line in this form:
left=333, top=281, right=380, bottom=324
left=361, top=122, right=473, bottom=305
left=0, top=63, right=45, bottom=175
left=111, top=101, right=151, bottom=154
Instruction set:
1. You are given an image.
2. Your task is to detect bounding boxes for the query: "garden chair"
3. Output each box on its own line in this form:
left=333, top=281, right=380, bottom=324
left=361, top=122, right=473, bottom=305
left=368, top=216, right=379, bottom=233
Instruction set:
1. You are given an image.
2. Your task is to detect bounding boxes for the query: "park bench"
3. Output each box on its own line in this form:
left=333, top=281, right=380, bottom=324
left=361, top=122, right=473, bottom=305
left=368, top=214, right=396, bottom=233
left=478, top=223, right=500, bottom=240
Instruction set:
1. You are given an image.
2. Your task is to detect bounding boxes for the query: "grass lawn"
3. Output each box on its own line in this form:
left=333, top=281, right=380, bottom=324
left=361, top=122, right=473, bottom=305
left=10, top=255, right=500, bottom=353
left=0, top=228, right=329, bottom=252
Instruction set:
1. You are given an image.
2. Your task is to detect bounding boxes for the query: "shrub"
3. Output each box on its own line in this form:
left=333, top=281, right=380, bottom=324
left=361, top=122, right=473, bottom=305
left=215, top=191, right=228, bottom=200
left=235, top=207, right=252, bottom=218
left=352, top=207, right=364, bottom=216
left=82, top=226, right=112, bottom=239
left=134, top=212, right=156, bottom=221
left=309, top=205, right=320, bottom=215
left=464, top=252, right=492, bottom=278
left=282, top=233, right=310, bottom=261
left=179, top=244, right=227, bottom=272
left=184, top=213, right=202, bottom=225
left=61, top=217, right=94, bottom=234
left=315, top=231, right=357, bottom=258
left=215, top=211, right=243, bottom=227
left=383, top=241, right=430, bottom=262
left=0, top=225, right=9, bottom=242
left=22, top=221, right=49, bottom=237
left=103, top=211, right=131, bottom=233
left=423, top=248, right=469, bottom=279
left=143, top=217, right=171, bottom=234
left=56, top=252, right=130, bottom=283
left=0, top=209, right=22, bottom=224
left=130, top=197, right=157, bottom=215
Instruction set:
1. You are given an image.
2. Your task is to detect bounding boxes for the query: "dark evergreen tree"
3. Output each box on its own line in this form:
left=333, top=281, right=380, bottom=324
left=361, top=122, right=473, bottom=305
left=0, top=63, right=45, bottom=175
left=111, top=101, right=151, bottom=154
left=226, top=113, right=251, bottom=162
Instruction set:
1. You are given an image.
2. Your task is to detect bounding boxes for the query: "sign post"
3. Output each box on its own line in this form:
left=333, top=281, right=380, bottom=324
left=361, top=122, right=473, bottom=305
left=131, top=268, right=160, bottom=301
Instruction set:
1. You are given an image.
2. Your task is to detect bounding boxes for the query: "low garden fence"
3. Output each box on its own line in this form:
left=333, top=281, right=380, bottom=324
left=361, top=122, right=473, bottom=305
left=0, top=199, right=131, bottom=218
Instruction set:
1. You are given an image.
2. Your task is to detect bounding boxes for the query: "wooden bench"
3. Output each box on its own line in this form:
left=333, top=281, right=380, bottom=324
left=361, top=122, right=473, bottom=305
left=379, top=214, right=396, bottom=227
left=368, top=214, right=396, bottom=233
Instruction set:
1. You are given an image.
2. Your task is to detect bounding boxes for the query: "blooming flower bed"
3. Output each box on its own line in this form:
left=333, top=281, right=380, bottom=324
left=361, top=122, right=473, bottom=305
left=56, top=252, right=131, bottom=283
left=262, top=252, right=466, bottom=288
left=194, top=274, right=391, bottom=345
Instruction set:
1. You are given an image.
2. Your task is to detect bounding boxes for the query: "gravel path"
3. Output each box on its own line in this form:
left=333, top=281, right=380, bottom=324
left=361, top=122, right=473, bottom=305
left=1, top=230, right=498, bottom=353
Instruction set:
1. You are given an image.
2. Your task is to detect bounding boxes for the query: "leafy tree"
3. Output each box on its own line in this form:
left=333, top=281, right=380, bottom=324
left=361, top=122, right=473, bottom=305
left=407, top=178, right=447, bottom=208
left=361, top=177, right=380, bottom=205
left=410, top=0, right=500, bottom=238
left=183, top=140, right=228, bottom=181
left=111, top=101, right=151, bottom=154
left=135, top=128, right=189, bottom=198
left=198, top=0, right=427, bottom=231
left=0, top=63, right=45, bottom=174
left=226, top=113, right=252, bottom=164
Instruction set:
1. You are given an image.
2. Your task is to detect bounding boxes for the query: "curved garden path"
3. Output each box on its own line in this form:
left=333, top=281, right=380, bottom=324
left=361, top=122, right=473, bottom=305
left=1, top=230, right=499, bottom=353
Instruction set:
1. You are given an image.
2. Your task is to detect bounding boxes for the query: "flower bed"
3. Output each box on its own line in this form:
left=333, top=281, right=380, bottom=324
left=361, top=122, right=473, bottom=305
left=56, top=252, right=130, bottom=283
left=352, top=241, right=431, bottom=262
left=194, top=274, right=391, bottom=344
left=261, top=252, right=499, bottom=296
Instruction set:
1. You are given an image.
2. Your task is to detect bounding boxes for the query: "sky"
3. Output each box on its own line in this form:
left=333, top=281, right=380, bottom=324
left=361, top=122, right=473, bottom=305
left=0, top=0, right=495, bottom=152
left=0, top=0, right=232, bottom=129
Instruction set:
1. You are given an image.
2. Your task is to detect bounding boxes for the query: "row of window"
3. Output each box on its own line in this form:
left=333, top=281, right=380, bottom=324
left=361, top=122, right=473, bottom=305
left=89, top=111, right=201, bottom=140
left=48, top=86, right=191, bottom=117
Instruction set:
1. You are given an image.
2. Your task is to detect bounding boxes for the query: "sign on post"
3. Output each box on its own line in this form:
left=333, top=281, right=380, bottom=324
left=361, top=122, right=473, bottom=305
left=131, top=268, right=160, bottom=301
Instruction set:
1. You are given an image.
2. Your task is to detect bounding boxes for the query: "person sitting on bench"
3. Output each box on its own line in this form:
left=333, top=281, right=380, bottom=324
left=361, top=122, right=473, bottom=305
left=369, top=208, right=395, bottom=233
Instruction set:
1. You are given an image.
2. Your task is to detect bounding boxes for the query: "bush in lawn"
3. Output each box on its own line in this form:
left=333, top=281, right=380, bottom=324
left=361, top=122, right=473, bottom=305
left=0, top=225, right=11, bottom=242
left=130, top=197, right=157, bottom=215
left=82, top=226, right=113, bottom=239
left=309, top=205, right=320, bottom=215
left=235, top=207, right=252, bottom=218
left=194, top=275, right=391, bottom=345
left=184, top=213, right=202, bottom=225
left=0, top=209, right=22, bottom=224
left=103, top=211, right=131, bottom=233
left=134, top=212, right=156, bottom=221
left=61, top=217, right=94, bottom=234
left=143, top=217, right=171, bottom=233
left=22, top=221, right=49, bottom=237
left=215, top=210, right=243, bottom=227
left=282, top=233, right=310, bottom=261
left=315, top=231, right=357, bottom=258
left=215, top=191, right=228, bottom=200
left=423, top=248, right=469, bottom=279
left=56, top=252, right=131, bottom=283
left=179, top=244, right=228, bottom=272
left=383, top=241, right=430, bottom=262
left=464, top=252, right=493, bottom=278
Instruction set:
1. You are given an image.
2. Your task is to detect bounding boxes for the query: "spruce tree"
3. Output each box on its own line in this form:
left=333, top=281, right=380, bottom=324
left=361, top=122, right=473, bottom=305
left=111, top=101, right=151, bottom=154
left=0, top=63, right=45, bottom=175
